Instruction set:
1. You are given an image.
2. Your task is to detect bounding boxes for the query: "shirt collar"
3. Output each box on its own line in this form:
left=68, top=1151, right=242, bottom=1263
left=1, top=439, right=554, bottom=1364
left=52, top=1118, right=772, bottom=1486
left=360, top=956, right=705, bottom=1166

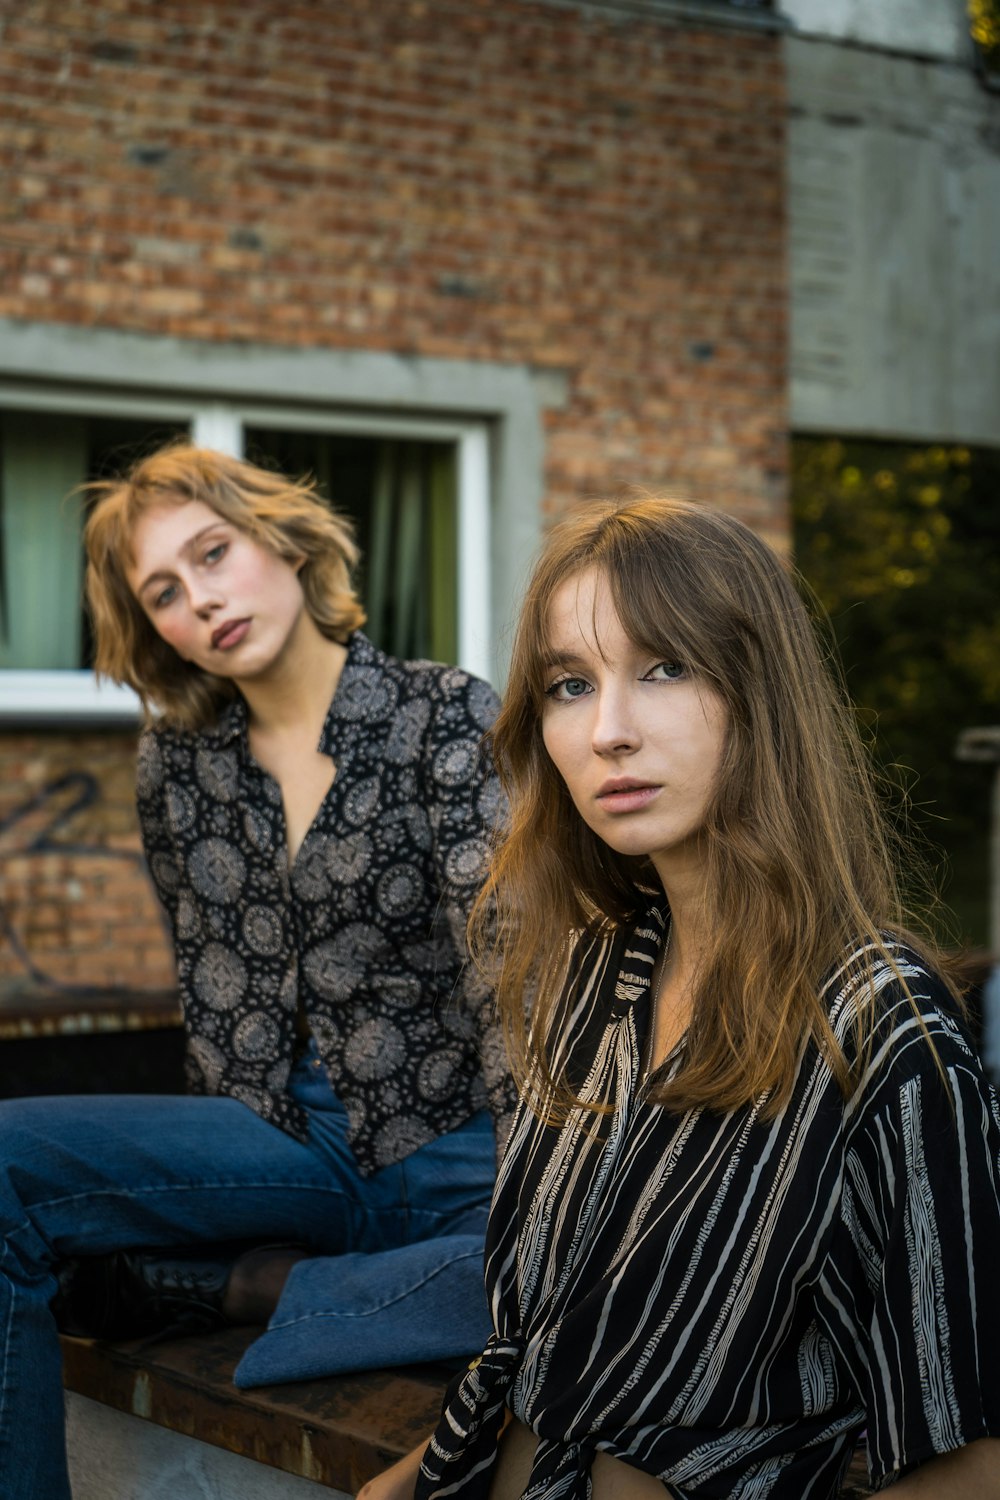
left=198, top=694, right=247, bottom=749
left=318, top=630, right=393, bottom=760
left=195, top=632, right=391, bottom=760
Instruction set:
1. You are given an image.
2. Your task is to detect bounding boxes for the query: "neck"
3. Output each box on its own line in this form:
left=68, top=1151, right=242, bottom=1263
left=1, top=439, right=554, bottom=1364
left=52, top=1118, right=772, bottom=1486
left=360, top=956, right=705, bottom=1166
left=650, top=852, right=712, bottom=985
left=238, top=620, right=349, bottom=737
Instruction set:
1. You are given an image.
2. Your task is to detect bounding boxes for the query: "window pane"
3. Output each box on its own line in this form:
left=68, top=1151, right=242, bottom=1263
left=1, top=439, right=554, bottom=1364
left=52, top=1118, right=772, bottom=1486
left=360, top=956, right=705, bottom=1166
left=0, top=412, right=185, bottom=671
left=0, top=415, right=460, bottom=672
left=0, top=412, right=87, bottom=669
left=245, top=428, right=459, bottom=664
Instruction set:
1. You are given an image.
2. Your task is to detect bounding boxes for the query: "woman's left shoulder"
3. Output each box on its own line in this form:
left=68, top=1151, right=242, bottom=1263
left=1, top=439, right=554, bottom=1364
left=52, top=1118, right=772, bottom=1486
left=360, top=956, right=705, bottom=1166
left=833, top=937, right=992, bottom=1109
left=363, top=633, right=496, bottom=721
left=396, top=657, right=500, bottom=735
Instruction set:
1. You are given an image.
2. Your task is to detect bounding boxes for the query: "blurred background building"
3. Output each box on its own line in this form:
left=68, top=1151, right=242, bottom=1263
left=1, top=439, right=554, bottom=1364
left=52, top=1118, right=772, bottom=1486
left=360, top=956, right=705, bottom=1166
left=0, top=0, right=997, bottom=1074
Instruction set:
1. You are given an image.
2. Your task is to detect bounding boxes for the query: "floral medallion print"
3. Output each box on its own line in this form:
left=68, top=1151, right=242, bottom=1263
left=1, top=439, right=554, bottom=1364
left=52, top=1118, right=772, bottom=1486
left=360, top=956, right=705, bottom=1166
left=189, top=838, right=247, bottom=904
left=344, top=1016, right=406, bottom=1080
left=233, top=1010, right=281, bottom=1062
left=342, top=774, right=382, bottom=827
left=195, top=745, right=240, bottom=802
left=166, top=784, right=198, bottom=833
left=385, top=698, right=432, bottom=765
left=241, top=905, right=283, bottom=956
left=137, top=633, right=515, bottom=1175
left=136, top=732, right=164, bottom=796
left=376, top=862, right=424, bottom=916
left=192, top=941, right=248, bottom=1010
left=175, top=888, right=203, bottom=941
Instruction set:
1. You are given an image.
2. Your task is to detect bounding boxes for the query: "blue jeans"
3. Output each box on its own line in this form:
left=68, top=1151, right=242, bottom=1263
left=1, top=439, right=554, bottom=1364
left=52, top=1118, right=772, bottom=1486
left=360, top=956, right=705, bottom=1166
left=0, top=1050, right=494, bottom=1500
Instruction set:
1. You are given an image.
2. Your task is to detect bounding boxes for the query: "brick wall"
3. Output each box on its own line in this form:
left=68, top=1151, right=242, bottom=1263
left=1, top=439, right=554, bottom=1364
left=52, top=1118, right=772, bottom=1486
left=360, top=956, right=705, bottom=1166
left=1, top=0, right=787, bottom=527
left=0, top=732, right=175, bottom=994
left=0, top=0, right=787, bottom=1004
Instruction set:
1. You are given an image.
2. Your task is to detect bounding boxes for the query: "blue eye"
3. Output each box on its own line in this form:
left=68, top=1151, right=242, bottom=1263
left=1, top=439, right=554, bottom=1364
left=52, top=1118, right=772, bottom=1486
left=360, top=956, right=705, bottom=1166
left=545, top=676, right=592, bottom=702
left=646, top=661, right=685, bottom=681
left=152, top=583, right=177, bottom=609
left=204, top=542, right=227, bottom=564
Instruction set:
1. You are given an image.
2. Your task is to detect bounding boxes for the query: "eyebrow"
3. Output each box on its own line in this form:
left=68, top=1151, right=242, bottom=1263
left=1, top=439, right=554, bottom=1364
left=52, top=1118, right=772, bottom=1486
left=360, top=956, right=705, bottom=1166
left=134, top=522, right=229, bottom=598
left=539, top=648, right=590, bottom=671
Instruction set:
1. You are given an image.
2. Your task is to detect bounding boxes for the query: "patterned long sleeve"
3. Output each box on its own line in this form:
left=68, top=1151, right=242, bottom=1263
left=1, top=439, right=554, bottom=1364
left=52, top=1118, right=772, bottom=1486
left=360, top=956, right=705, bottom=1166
left=424, top=667, right=516, bottom=1161
left=827, top=993, right=1000, bottom=1487
left=135, top=729, right=184, bottom=946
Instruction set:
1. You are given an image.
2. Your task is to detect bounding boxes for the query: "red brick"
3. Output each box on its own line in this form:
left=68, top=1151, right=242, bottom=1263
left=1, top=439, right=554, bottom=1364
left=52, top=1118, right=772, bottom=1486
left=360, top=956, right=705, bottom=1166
left=0, top=0, right=788, bottom=983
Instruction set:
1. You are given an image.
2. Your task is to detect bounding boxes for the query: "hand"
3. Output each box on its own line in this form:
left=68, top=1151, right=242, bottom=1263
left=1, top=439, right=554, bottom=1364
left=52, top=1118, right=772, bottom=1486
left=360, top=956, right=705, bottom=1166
left=356, top=1438, right=429, bottom=1500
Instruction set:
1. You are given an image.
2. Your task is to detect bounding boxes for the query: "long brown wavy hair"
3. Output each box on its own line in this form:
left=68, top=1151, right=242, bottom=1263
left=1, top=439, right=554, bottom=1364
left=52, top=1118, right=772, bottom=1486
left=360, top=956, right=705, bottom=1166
left=471, top=497, right=958, bottom=1119
left=84, top=441, right=366, bottom=730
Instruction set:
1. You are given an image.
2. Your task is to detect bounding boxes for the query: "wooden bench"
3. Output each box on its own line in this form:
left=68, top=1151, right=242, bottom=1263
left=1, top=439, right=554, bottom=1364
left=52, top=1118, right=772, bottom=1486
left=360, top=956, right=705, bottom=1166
left=61, top=1328, right=875, bottom=1499
left=0, top=984, right=184, bottom=1099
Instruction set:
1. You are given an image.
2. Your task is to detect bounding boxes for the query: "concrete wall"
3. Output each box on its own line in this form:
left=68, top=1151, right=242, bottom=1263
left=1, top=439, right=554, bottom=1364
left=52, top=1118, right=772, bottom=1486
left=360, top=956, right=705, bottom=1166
left=66, top=1394, right=348, bottom=1500
left=781, top=0, right=969, bottom=60
left=787, top=33, right=1000, bottom=444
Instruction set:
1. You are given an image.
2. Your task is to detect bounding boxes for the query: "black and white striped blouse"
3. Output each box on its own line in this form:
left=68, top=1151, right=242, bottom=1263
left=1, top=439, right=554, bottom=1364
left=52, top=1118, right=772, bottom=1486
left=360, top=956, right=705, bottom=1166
left=417, top=906, right=1000, bottom=1499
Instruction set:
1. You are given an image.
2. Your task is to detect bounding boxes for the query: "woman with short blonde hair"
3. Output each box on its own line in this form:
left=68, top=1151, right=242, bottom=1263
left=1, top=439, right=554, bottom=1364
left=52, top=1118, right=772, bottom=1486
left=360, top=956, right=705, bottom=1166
left=0, top=441, right=512, bottom=1500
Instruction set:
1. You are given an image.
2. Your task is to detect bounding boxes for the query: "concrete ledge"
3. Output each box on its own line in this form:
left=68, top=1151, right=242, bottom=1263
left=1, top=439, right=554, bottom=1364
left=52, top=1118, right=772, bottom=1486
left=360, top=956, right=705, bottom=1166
left=61, top=1328, right=448, bottom=1496
left=66, top=1392, right=342, bottom=1500
left=0, top=985, right=181, bottom=1042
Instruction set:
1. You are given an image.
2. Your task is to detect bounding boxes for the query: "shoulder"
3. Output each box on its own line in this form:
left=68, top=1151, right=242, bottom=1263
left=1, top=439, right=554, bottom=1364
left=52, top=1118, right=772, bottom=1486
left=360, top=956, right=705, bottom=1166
left=397, top=657, right=500, bottom=731
left=828, top=939, right=968, bottom=1048
left=343, top=633, right=499, bottom=729
left=136, top=709, right=241, bottom=798
left=827, top=938, right=989, bottom=1123
left=377, top=649, right=499, bottom=787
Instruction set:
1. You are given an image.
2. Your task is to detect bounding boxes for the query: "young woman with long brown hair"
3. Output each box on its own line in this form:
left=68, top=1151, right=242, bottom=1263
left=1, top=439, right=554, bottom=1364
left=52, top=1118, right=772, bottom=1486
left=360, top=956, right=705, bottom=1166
left=365, top=497, right=1000, bottom=1500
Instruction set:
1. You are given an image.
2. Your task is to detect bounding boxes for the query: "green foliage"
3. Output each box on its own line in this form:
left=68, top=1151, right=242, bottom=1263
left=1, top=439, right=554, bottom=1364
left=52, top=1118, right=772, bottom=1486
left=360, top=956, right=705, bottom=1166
left=792, top=437, right=1000, bottom=947
left=970, top=0, right=1000, bottom=54
left=969, top=0, right=1000, bottom=84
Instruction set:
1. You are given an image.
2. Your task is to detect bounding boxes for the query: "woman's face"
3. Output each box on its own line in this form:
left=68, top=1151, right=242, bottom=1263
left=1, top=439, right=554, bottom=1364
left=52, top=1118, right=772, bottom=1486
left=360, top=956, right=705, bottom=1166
left=540, top=567, right=728, bottom=891
left=126, top=497, right=309, bottom=684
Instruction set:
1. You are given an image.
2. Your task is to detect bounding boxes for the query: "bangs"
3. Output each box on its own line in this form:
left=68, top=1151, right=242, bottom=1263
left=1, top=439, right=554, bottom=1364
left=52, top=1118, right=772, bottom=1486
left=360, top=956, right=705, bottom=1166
left=528, top=547, right=722, bottom=705
left=607, top=568, right=716, bottom=681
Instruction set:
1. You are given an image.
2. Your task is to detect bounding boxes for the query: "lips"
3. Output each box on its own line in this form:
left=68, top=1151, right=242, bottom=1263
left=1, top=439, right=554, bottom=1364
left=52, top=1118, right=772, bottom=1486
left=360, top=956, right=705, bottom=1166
left=211, top=618, right=251, bottom=651
left=595, top=778, right=660, bottom=814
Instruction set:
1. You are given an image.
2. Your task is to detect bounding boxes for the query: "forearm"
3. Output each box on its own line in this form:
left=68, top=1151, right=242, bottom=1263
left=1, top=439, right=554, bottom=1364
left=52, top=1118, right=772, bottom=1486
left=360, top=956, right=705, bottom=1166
left=355, top=1436, right=430, bottom=1500
left=887, top=1437, right=1000, bottom=1498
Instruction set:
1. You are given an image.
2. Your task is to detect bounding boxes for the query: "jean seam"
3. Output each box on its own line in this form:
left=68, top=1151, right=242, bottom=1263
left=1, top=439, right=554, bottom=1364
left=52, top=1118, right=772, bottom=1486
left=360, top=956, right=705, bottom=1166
left=264, top=1248, right=484, bottom=1326
left=3, top=1183, right=354, bottom=1258
left=15, top=1179, right=348, bottom=1218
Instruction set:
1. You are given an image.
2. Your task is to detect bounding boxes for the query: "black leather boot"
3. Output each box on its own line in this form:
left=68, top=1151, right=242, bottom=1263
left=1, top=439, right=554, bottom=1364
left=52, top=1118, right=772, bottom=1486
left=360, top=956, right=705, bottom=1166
left=52, top=1246, right=238, bottom=1340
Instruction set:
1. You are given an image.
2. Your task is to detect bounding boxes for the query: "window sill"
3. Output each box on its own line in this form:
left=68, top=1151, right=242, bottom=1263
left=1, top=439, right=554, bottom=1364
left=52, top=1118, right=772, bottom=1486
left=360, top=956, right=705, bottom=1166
left=0, top=672, right=142, bottom=728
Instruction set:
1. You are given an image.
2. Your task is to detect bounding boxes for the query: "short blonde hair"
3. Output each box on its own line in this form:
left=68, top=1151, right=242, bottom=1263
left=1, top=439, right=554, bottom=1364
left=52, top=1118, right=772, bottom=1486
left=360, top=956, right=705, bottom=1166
left=84, top=441, right=365, bottom=730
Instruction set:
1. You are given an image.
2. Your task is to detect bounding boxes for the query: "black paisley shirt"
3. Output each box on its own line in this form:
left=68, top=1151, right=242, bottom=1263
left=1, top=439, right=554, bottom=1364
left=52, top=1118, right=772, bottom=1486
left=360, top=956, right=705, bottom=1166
left=136, top=631, right=514, bottom=1176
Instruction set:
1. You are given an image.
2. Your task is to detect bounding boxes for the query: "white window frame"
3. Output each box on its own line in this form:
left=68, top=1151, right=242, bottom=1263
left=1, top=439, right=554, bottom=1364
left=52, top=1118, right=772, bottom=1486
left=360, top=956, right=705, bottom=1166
left=0, top=318, right=552, bottom=723
left=0, top=388, right=492, bottom=723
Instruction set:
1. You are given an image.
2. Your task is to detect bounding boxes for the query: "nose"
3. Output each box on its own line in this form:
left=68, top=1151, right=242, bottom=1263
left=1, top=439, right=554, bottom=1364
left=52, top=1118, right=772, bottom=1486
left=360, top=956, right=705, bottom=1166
left=590, top=686, right=640, bottom=757
left=185, top=571, right=223, bottom=617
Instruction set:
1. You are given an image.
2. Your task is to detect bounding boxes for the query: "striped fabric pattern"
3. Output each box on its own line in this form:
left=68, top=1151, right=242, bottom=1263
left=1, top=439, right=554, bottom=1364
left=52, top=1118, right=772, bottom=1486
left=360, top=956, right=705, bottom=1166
left=417, top=908, right=1000, bottom=1500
